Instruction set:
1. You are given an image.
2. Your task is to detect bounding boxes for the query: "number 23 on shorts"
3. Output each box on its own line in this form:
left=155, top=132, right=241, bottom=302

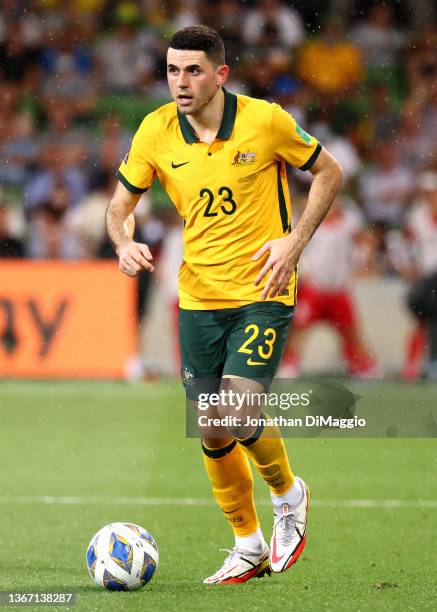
left=238, top=324, right=277, bottom=366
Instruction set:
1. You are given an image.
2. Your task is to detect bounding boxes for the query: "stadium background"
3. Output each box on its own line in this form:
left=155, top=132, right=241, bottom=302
left=1, top=0, right=436, bottom=379
left=1, top=2, right=436, bottom=610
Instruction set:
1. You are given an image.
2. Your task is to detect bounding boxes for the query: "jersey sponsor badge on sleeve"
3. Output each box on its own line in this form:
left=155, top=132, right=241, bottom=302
left=295, top=124, right=312, bottom=144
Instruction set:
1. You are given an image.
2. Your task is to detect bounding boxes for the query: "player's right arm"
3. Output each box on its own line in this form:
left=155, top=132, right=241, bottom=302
left=106, top=183, right=154, bottom=277
left=107, top=114, right=157, bottom=277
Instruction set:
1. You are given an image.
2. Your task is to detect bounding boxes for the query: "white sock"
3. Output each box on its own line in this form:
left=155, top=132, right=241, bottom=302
left=271, top=478, right=303, bottom=512
left=235, top=527, right=267, bottom=555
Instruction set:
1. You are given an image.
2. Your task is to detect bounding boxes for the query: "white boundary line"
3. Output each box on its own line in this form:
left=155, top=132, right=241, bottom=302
left=0, top=496, right=436, bottom=508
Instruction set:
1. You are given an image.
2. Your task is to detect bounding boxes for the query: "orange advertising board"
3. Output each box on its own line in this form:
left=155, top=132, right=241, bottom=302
left=0, top=261, right=136, bottom=379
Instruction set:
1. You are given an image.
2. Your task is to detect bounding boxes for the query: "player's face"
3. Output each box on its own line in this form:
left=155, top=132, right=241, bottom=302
left=167, top=48, right=228, bottom=116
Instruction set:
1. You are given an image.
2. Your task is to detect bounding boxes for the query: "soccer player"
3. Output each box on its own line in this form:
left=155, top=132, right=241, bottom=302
left=106, top=26, right=343, bottom=584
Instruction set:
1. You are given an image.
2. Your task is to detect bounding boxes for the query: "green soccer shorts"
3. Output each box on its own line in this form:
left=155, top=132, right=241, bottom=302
left=179, top=302, right=294, bottom=400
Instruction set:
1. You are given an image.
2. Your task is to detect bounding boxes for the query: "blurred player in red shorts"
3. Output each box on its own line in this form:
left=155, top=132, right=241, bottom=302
left=281, top=196, right=378, bottom=377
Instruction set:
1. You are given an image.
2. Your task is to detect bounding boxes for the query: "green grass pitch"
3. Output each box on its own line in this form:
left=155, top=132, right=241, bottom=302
left=0, top=380, right=436, bottom=611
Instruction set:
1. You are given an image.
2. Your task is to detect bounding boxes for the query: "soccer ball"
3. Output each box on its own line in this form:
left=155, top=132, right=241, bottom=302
left=86, top=522, right=158, bottom=591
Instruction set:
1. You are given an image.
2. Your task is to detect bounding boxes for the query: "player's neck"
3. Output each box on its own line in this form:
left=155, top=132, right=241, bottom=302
left=186, top=87, right=225, bottom=145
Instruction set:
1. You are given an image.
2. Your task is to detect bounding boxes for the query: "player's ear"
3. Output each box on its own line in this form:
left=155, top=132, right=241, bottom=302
left=216, top=64, right=229, bottom=86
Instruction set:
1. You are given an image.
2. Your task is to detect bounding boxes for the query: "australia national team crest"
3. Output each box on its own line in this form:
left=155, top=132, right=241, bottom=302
left=181, top=366, right=195, bottom=386
left=231, top=149, right=256, bottom=166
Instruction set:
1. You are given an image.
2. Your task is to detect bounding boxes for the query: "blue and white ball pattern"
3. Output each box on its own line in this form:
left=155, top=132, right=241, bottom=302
left=86, top=522, right=158, bottom=591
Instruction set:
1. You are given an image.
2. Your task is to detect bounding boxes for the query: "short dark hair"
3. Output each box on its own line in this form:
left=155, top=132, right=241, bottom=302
left=168, top=26, right=225, bottom=66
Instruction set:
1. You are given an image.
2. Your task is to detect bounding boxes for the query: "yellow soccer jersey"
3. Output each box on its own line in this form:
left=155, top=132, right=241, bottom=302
left=117, top=88, right=321, bottom=310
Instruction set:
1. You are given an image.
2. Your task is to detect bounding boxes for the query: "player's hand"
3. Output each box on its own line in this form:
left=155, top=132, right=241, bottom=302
left=117, top=240, right=154, bottom=277
left=252, top=234, right=303, bottom=300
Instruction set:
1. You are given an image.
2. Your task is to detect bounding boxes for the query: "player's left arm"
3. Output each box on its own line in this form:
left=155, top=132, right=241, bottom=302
left=254, top=147, right=343, bottom=299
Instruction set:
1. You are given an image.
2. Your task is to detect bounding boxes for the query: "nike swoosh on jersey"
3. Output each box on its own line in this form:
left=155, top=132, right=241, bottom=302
left=247, top=358, right=267, bottom=366
left=171, top=161, right=190, bottom=168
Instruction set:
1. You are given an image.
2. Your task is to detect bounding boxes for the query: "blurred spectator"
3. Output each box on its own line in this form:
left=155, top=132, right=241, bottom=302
left=93, top=112, right=132, bottom=173
left=0, top=22, right=41, bottom=87
left=242, top=0, right=304, bottom=50
left=40, top=16, right=97, bottom=78
left=311, top=122, right=360, bottom=184
left=24, top=142, right=88, bottom=211
left=40, top=49, right=97, bottom=121
left=402, top=109, right=437, bottom=179
left=242, top=1, right=301, bottom=95
left=95, top=10, right=157, bottom=94
left=214, top=0, right=245, bottom=82
left=246, top=62, right=275, bottom=98
left=297, top=19, right=363, bottom=96
left=398, top=111, right=434, bottom=172
left=359, top=141, right=413, bottom=227
left=0, top=203, right=24, bottom=258
left=368, top=82, right=399, bottom=143
left=172, top=0, right=200, bottom=31
left=0, top=112, right=39, bottom=189
left=26, top=201, right=80, bottom=260
left=271, top=76, right=310, bottom=126
left=67, top=169, right=115, bottom=258
left=39, top=101, right=90, bottom=168
left=0, top=81, right=18, bottom=122
left=281, top=196, right=378, bottom=377
left=403, top=26, right=437, bottom=166
left=405, top=25, right=437, bottom=93
left=351, top=4, right=406, bottom=69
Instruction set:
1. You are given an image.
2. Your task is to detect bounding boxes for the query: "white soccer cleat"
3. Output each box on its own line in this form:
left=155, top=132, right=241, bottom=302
left=269, top=476, right=310, bottom=573
left=203, top=546, right=270, bottom=585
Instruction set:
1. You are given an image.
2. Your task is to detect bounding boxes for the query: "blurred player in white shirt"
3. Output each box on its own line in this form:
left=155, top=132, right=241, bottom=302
left=281, top=196, right=378, bottom=377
